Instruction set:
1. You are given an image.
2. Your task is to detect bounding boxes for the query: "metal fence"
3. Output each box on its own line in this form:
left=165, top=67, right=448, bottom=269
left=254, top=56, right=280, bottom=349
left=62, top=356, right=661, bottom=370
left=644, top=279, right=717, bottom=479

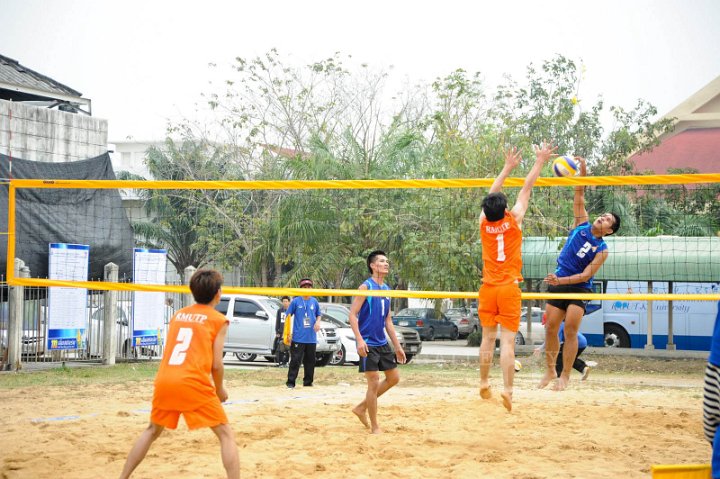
left=1, top=275, right=184, bottom=369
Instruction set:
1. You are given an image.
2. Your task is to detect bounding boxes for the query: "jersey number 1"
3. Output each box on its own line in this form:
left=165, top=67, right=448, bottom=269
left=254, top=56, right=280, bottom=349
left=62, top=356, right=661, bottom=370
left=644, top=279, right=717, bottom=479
left=496, top=234, right=506, bottom=261
left=168, top=327, right=193, bottom=365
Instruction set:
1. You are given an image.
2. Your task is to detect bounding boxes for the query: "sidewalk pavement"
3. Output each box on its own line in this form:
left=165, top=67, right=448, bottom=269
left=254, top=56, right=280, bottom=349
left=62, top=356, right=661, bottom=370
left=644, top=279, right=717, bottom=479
left=417, top=342, right=709, bottom=362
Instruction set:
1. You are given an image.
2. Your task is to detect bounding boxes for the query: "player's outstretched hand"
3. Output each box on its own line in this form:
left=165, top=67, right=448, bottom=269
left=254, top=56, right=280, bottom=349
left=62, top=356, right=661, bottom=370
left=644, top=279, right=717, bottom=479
left=504, top=146, right=522, bottom=170
left=533, top=140, right=558, bottom=164
left=574, top=156, right=587, bottom=176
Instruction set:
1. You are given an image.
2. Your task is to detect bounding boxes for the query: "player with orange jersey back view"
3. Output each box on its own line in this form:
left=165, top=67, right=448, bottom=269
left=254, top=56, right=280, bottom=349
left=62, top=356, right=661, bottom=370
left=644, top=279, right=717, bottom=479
left=119, top=269, right=239, bottom=479
left=478, top=141, right=556, bottom=412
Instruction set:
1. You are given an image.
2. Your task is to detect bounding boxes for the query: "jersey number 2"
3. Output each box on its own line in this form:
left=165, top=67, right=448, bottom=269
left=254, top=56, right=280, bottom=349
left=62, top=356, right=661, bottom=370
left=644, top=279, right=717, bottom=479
left=576, top=241, right=592, bottom=259
left=496, top=234, right=506, bottom=261
left=168, top=327, right=193, bottom=365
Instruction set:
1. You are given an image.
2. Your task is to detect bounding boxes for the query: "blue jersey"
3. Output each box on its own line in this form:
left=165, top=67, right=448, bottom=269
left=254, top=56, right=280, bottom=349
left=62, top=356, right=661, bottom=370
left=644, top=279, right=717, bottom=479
left=555, top=222, right=608, bottom=290
left=559, top=322, right=588, bottom=349
left=358, top=278, right=390, bottom=347
left=286, top=297, right=321, bottom=344
left=708, top=302, right=720, bottom=366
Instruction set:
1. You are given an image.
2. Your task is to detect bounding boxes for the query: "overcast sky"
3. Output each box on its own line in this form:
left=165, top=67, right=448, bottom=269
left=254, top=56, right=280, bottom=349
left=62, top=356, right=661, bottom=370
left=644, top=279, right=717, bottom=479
left=1, top=0, right=719, bottom=142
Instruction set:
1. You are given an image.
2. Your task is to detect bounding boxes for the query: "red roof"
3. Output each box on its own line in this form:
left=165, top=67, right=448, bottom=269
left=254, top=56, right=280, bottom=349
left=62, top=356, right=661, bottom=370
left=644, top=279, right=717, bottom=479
left=631, top=128, right=720, bottom=173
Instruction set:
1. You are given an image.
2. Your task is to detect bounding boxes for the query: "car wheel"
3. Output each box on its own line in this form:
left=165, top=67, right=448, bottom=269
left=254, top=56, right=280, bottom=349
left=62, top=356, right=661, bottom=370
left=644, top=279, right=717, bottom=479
left=404, top=354, right=413, bottom=364
left=450, top=327, right=459, bottom=341
left=426, top=327, right=435, bottom=341
left=315, top=353, right=332, bottom=367
left=604, top=324, right=631, bottom=348
left=330, top=345, right=346, bottom=366
left=235, top=352, right=257, bottom=362
left=514, top=332, right=525, bottom=345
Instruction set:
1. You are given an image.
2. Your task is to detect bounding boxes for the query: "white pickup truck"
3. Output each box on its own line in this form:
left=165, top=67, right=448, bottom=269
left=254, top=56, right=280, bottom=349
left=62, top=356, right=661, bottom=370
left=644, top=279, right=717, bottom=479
left=216, top=294, right=341, bottom=366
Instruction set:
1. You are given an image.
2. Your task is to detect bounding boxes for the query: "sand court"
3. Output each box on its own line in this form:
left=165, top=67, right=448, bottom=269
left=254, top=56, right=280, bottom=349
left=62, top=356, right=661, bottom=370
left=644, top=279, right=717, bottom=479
left=0, top=365, right=710, bottom=479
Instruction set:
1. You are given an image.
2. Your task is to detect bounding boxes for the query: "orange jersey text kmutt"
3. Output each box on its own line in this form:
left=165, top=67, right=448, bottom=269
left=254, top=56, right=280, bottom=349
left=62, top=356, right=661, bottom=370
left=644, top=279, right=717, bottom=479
left=480, top=212, right=523, bottom=286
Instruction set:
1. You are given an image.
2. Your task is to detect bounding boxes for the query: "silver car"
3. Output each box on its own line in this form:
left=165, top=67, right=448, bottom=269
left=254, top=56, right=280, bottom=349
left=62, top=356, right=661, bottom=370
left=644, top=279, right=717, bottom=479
left=445, top=307, right=480, bottom=338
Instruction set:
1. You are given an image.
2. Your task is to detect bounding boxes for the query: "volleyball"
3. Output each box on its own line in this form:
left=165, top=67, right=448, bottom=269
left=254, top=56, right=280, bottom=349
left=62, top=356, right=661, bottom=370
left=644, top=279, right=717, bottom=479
left=514, top=360, right=522, bottom=372
left=552, top=155, right=579, bottom=177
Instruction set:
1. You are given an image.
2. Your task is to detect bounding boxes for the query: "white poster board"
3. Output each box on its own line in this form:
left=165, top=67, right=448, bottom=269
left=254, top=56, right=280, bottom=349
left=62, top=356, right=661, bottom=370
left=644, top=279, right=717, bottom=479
left=47, top=243, right=89, bottom=350
left=132, top=248, right=167, bottom=347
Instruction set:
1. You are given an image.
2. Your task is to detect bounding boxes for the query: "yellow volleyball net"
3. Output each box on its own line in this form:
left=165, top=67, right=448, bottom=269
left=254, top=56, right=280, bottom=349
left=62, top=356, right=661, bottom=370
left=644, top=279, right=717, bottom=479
left=3, top=173, right=720, bottom=302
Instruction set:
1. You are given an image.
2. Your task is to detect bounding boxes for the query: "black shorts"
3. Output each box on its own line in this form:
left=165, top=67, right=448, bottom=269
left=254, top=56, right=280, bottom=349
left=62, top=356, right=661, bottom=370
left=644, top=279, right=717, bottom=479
left=358, top=344, right=397, bottom=373
left=546, top=284, right=591, bottom=312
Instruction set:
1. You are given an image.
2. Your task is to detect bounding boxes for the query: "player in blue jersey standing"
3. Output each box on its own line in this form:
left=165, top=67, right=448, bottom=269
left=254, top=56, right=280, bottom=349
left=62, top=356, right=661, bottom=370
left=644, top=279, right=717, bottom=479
left=540, top=157, right=621, bottom=391
left=349, top=250, right=406, bottom=434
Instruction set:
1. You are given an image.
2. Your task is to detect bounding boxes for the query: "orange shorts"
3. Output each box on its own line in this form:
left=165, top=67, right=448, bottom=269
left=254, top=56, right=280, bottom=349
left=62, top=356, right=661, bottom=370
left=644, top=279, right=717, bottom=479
left=150, top=397, right=228, bottom=430
left=478, top=283, right=522, bottom=332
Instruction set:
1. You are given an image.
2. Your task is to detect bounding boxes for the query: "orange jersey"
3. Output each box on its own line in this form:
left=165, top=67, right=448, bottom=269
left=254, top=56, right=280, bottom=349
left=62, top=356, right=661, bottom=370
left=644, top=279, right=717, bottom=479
left=480, top=211, right=523, bottom=285
left=152, top=303, right=228, bottom=411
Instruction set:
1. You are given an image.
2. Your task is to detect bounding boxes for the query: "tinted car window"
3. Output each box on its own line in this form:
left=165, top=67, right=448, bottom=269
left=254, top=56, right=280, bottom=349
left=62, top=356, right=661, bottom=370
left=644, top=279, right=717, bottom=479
left=234, top=300, right=260, bottom=317
left=260, top=298, right=282, bottom=315
left=325, top=306, right=350, bottom=323
left=215, top=298, right=230, bottom=314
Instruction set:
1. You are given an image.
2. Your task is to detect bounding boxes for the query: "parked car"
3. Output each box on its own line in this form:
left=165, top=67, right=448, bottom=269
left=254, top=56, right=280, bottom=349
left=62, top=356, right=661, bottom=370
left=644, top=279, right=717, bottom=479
left=392, top=308, right=458, bottom=341
left=515, top=307, right=546, bottom=346
left=319, top=303, right=423, bottom=365
left=471, top=307, right=546, bottom=346
left=216, top=294, right=340, bottom=366
left=445, top=307, right=479, bottom=338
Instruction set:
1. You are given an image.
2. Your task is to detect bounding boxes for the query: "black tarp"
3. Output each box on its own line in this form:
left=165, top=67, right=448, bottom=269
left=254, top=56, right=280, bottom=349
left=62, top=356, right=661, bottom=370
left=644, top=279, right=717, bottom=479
left=0, top=153, right=134, bottom=280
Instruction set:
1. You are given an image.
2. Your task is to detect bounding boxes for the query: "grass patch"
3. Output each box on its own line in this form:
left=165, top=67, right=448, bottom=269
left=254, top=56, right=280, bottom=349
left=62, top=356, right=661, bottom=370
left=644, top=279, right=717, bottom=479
left=0, top=362, right=160, bottom=389
left=0, top=356, right=707, bottom=390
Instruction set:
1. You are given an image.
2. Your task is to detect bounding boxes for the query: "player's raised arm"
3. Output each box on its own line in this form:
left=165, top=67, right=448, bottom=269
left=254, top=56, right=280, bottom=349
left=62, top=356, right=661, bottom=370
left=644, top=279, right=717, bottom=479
left=479, top=147, right=522, bottom=223
left=573, top=157, right=589, bottom=227
left=511, top=141, right=557, bottom=226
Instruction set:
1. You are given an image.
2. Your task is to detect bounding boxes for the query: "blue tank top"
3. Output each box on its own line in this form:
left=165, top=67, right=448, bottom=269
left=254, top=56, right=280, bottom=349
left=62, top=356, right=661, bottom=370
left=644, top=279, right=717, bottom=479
left=358, top=278, right=390, bottom=347
left=555, top=222, right=608, bottom=290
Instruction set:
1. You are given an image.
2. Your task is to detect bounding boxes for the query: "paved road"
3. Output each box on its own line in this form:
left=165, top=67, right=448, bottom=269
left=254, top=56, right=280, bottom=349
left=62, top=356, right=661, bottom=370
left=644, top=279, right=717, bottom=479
left=419, top=340, right=709, bottom=360
left=221, top=340, right=709, bottom=369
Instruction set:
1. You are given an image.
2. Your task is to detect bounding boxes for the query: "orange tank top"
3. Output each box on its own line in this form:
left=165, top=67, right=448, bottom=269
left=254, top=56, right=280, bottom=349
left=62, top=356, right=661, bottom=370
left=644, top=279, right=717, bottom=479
left=152, top=303, right=228, bottom=411
left=480, top=211, right=523, bottom=285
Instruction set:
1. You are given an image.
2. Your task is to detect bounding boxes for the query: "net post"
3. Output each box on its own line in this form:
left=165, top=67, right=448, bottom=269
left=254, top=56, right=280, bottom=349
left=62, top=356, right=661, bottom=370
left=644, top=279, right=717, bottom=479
left=666, top=281, right=676, bottom=350
left=645, top=280, right=655, bottom=350
left=6, top=183, right=16, bottom=284
left=6, top=259, right=28, bottom=371
left=102, top=262, right=119, bottom=365
left=183, top=266, right=196, bottom=308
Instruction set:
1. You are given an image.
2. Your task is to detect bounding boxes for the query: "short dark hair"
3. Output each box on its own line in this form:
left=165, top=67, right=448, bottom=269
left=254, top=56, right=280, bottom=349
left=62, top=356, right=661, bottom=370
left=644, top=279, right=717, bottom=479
left=281, top=295, right=290, bottom=301
left=189, top=269, right=223, bottom=304
left=608, top=212, right=621, bottom=235
left=481, top=192, right=508, bottom=222
left=367, top=250, right=387, bottom=274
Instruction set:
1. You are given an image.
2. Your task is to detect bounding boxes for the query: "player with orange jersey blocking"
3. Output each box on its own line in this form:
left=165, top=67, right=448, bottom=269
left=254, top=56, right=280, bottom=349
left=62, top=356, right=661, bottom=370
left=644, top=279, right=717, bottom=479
left=478, top=141, right=557, bottom=411
left=119, top=269, right=239, bottom=479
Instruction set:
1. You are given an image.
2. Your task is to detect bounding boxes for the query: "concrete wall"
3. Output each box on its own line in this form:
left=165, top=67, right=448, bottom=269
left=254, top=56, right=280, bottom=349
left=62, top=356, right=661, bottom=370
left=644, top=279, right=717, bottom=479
left=0, top=99, right=107, bottom=163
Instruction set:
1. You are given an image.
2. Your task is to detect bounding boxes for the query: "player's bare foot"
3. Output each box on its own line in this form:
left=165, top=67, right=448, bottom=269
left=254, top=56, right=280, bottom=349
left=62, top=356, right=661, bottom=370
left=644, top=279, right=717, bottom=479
left=352, top=405, right=370, bottom=429
left=501, top=391, right=513, bottom=412
left=554, top=375, right=570, bottom=391
left=479, top=384, right=492, bottom=399
left=537, top=370, right=557, bottom=389
left=370, top=426, right=383, bottom=434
